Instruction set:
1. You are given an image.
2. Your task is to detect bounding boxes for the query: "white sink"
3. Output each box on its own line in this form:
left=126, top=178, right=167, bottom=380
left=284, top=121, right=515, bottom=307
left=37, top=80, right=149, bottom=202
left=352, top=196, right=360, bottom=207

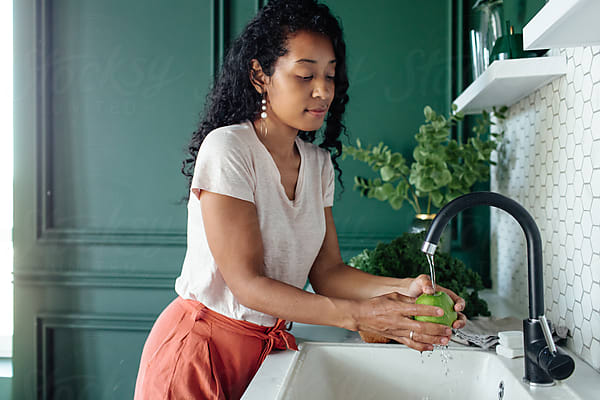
left=275, top=343, right=593, bottom=400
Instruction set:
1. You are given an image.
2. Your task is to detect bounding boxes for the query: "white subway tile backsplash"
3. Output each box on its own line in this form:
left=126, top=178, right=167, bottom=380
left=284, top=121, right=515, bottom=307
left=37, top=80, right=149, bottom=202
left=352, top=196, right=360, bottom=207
left=582, top=236, right=593, bottom=263
left=592, top=254, right=600, bottom=283
left=592, top=113, right=600, bottom=139
left=590, top=340, right=600, bottom=369
left=592, top=283, right=600, bottom=311
left=591, top=84, right=600, bottom=112
left=566, top=284, right=576, bottom=309
left=559, top=291, right=568, bottom=313
left=574, top=303, right=584, bottom=328
left=582, top=48, right=593, bottom=72
left=583, top=319, right=593, bottom=344
left=553, top=278, right=561, bottom=299
left=566, top=137, right=576, bottom=160
left=575, top=118, right=585, bottom=143
left=553, top=92, right=560, bottom=116
left=573, top=198, right=584, bottom=222
left=592, top=141, right=600, bottom=165
left=592, top=312, right=600, bottom=337
left=491, top=46, right=600, bottom=371
left=583, top=297, right=593, bottom=321
left=565, top=308, right=575, bottom=332
left=567, top=82, right=576, bottom=107
left=567, top=58, right=576, bottom=82
left=583, top=102, right=593, bottom=129
left=582, top=74, right=593, bottom=99
left=574, top=250, right=584, bottom=276
left=574, top=47, right=584, bottom=63
left=573, top=327, right=584, bottom=353
left=591, top=56, right=600, bottom=82
left=575, top=92, right=585, bottom=116
left=583, top=134, right=594, bottom=158
left=574, top=65, right=584, bottom=91
left=582, top=183, right=593, bottom=209
left=582, top=266, right=593, bottom=292
left=592, top=214, right=600, bottom=233
left=591, top=170, right=600, bottom=195
left=574, top=273, right=584, bottom=299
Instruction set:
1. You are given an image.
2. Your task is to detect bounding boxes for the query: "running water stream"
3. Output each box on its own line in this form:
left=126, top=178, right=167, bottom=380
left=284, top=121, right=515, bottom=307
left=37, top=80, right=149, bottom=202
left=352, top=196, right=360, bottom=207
left=420, top=345, right=452, bottom=376
left=426, top=253, right=436, bottom=292
left=424, top=254, right=453, bottom=378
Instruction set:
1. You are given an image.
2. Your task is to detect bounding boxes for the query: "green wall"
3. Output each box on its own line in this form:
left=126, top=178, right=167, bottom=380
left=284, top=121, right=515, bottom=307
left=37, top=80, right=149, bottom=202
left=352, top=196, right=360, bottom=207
left=13, top=1, right=460, bottom=398
left=330, top=0, right=456, bottom=260
left=0, top=376, right=10, bottom=400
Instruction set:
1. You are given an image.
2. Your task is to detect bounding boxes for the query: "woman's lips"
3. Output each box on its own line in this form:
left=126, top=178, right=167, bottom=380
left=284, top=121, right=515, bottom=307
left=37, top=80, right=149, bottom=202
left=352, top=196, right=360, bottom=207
left=306, top=109, right=327, bottom=117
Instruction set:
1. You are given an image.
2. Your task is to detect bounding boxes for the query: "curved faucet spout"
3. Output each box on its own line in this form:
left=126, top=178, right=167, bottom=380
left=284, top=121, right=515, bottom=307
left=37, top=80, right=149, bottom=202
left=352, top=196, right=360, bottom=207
left=421, top=191, right=575, bottom=385
left=421, top=191, right=543, bottom=319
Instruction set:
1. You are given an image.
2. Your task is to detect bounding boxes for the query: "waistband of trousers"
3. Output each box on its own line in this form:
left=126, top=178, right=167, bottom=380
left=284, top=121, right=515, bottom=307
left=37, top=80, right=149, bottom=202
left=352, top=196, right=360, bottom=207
left=175, top=296, right=297, bottom=347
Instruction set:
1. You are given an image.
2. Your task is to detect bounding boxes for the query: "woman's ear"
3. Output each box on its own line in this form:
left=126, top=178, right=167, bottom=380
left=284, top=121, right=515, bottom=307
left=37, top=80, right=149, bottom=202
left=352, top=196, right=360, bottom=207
left=249, top=59, right=267, bottom=94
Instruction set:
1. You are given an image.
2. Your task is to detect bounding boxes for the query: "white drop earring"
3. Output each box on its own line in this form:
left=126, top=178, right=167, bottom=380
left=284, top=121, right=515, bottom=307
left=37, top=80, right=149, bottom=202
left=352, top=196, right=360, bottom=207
left=260, top=93, right=268, bottom=137
left=261, top=96, right=267, bottom=119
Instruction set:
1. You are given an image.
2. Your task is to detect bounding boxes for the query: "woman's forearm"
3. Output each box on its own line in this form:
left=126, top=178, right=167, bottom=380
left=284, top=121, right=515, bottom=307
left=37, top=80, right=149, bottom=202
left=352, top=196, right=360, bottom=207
left=235, top=270, right=458, bottom=352
left=309, top=262, right=413, bottom=300
left=236, top=274, right=359, bottom=330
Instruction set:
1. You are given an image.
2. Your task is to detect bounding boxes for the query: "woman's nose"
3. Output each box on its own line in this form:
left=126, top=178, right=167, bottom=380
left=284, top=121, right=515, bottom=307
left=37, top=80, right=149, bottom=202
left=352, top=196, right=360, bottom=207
left=312, top=78, right=333, bottom=100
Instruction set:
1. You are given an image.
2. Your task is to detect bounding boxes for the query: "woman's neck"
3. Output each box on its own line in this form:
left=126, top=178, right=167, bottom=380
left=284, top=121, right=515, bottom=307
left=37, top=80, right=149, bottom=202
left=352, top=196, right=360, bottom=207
left=252, top=118, right=299, bottom=161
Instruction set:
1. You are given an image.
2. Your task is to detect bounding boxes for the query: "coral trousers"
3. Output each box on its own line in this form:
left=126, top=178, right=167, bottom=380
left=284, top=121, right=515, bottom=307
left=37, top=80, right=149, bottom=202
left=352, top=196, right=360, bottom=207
left=134, top=296, right=297, bottom=399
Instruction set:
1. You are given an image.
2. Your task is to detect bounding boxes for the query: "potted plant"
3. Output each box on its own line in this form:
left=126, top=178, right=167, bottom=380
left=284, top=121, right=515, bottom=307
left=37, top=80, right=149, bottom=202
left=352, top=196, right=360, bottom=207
left=342, top=104, right=507, bottom=232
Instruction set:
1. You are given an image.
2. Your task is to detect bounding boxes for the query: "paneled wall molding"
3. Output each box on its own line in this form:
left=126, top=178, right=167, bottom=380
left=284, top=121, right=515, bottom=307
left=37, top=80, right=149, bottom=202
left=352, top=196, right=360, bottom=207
left=211, top=0, right=228, bottom=77
left=33, top=227, right=395, bottom=249
left=255, top=0, right=267, bottom=13
left=14, top=270, right=176, bottom=289
left=14, top=232, right=395, bottom=288
left=34, top=313, right=155, bottom=399
left=37, top=228, right=187, bottom=246
left=33, top=0, right=217, bottom=246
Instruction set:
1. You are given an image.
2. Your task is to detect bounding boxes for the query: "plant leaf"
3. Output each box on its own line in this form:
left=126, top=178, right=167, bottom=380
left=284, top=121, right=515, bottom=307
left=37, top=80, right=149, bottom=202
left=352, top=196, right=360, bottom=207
left=380, top=166, right=395, bottom=181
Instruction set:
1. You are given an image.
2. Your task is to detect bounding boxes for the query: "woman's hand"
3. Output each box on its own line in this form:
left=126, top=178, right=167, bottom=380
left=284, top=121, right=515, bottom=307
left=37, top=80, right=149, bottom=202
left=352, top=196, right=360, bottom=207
left=406, top=274, right=468, bottom=331
left=353, top=292, right=454, bottom=352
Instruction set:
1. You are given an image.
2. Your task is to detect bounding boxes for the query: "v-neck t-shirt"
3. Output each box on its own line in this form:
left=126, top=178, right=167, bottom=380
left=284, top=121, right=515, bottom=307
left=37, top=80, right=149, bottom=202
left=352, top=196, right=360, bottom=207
left=174, top=120, right=335, bottom=326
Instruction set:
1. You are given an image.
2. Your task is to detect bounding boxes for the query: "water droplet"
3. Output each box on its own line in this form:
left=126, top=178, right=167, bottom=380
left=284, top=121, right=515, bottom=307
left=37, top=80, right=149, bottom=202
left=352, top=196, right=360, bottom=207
left=435, top=344, right=451, bottom=376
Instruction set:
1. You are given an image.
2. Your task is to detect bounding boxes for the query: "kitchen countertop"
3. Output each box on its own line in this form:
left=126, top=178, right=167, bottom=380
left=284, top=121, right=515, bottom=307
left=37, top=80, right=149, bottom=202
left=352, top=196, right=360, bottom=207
left=242, top=290, right=596, bottom=399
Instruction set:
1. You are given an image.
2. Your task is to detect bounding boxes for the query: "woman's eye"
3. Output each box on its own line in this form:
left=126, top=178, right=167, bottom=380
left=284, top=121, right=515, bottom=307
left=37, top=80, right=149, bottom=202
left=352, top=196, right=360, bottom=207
left=298, top=75, right=335, bottom=81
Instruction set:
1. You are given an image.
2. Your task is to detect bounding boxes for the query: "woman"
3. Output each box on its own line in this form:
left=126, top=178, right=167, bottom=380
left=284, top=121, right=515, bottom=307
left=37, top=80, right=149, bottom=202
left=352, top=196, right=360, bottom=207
left=135, top=1, right=466, bottom=398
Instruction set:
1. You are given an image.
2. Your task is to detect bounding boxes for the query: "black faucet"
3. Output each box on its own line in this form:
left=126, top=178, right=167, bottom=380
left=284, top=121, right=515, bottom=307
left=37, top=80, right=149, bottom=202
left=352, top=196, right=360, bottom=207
left=421, top=192, right=575, bottom=386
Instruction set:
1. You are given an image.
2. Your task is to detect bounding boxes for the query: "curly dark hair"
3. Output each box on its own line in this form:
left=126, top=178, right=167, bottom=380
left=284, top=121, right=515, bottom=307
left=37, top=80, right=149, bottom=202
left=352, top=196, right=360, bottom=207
left=181, top=0, right=349, bottom=196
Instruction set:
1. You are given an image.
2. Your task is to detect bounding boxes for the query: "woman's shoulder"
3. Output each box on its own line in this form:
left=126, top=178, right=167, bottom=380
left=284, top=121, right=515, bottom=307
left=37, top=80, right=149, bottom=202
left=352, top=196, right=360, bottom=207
left=201, top=121, right=254, bottom=151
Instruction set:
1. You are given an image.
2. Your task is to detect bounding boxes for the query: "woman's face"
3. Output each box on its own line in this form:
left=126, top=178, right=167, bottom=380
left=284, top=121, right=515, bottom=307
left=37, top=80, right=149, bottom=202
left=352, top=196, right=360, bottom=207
left=260, top=30, right=336, bottom=134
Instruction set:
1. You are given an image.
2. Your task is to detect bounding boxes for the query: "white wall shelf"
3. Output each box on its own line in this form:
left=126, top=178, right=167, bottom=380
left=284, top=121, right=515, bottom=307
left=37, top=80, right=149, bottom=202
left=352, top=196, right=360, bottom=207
left=453, top=56, right=566, bottom=115
left=523, top=0, right=600, bottom=50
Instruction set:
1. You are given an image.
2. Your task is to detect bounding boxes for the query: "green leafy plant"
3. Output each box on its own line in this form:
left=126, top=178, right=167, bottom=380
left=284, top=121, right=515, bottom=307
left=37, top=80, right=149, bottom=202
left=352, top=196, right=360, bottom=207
left=348, top=231, right=491, bottom=318
left=342, top=104, right=507, bottom=214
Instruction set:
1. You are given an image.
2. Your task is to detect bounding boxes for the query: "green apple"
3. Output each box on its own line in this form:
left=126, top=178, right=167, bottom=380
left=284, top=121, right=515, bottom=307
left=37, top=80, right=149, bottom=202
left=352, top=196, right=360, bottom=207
left=414, top=291, right=457, bottom=327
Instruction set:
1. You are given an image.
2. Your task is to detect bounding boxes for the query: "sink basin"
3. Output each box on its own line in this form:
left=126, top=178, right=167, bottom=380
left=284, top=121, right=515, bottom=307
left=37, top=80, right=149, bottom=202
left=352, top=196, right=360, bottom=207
left=275, top=343, right=587, bottom=400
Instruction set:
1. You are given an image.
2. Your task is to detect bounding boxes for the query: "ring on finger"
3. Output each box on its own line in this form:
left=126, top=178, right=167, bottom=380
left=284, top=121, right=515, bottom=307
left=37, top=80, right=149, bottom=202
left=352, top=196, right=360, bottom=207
left=409, top=330, right=414, bottom=340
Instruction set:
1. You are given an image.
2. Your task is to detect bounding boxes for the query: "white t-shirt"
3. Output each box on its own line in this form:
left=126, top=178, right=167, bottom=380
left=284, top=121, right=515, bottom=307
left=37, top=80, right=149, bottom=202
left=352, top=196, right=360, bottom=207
left=174, top=120, right=335, bottom=326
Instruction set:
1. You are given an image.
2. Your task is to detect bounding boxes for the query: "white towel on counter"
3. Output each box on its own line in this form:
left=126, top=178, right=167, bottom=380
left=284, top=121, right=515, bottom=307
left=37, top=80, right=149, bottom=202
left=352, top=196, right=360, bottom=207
left=451, top=316, right=568, bottom=350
